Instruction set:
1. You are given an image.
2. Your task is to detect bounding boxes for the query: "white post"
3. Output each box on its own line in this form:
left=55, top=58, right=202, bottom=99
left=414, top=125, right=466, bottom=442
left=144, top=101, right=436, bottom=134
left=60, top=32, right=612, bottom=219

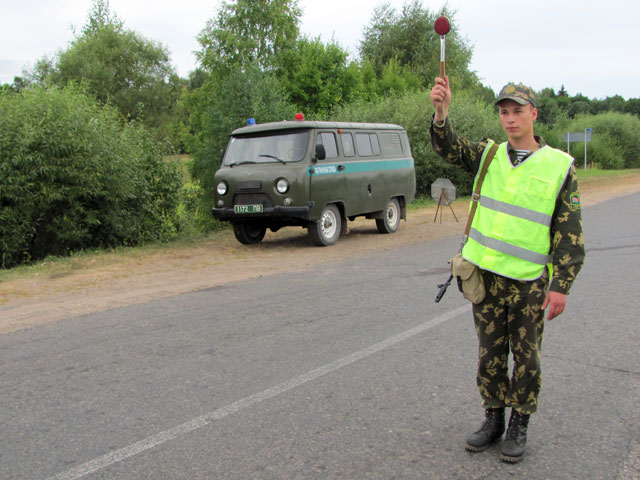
left=584, top=130, right=588, bottom=170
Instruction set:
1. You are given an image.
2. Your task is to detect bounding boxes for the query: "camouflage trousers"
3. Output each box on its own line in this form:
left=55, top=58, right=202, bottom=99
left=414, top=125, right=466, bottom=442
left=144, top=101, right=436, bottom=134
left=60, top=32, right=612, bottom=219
left=471, top=269, right=549, bottom=415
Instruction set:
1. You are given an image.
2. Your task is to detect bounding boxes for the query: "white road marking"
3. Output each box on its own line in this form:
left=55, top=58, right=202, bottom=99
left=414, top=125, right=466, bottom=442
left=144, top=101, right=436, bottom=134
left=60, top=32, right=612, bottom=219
left=47, top=305, right=469, bottom=480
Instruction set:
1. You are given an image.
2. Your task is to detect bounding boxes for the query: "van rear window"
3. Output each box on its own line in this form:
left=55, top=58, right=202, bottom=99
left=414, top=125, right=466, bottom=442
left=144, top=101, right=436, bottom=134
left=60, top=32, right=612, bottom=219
left=380, top=132, right=404, bottom=156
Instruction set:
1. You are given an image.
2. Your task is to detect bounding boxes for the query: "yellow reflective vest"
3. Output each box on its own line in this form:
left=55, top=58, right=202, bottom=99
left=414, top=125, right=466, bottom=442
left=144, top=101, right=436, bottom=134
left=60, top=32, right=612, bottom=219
left=462, top=140, right=574, bottom=281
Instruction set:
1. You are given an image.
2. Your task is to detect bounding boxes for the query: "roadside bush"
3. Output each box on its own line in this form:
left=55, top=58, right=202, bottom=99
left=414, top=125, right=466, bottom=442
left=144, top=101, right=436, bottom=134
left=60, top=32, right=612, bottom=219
left=567, top=112, right=640, bottom=169
left=585, top=136, right=625, bottom=170
left=0, top=86, right=181, bottom=268
left=533, top=119, right=568, bottom=152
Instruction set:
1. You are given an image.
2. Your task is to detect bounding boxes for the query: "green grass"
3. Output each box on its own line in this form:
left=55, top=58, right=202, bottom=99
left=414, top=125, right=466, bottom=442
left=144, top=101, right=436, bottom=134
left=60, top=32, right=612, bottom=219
left=408, top=195, right=437, bottom=209
left=577, top=167, right=640, bottom=180
left=0, top=230, right=221, bottom=284
left=0, top=248, right=111, bottom=283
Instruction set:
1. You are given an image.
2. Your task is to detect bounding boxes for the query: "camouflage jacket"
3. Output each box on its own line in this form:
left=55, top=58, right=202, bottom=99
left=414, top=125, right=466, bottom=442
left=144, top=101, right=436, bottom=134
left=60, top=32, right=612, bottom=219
left=430, top=116, right=585, bottom=294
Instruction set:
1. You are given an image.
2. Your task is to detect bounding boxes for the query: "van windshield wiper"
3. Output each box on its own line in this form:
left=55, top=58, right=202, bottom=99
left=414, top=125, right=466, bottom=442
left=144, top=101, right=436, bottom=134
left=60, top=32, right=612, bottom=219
left=258, top=154, right=286, bottom=164
left=228, top=160, right=258, bottom=167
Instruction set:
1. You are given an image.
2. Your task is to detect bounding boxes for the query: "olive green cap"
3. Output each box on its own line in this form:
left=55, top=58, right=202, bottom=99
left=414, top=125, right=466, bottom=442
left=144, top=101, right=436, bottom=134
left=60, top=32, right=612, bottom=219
left=495, top=83, right=536, bottom=107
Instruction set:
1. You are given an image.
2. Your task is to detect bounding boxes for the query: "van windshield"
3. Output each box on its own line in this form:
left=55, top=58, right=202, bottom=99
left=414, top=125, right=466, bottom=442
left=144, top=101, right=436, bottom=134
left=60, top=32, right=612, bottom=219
left=224, top=131, right=309, bottom=166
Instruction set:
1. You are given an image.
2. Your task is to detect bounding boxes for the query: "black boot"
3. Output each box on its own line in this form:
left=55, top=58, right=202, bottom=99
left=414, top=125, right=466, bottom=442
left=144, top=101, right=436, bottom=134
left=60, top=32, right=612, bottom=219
left=501, top=410, right=530, bottom=463
left=465, top=407, right=505, bottom=452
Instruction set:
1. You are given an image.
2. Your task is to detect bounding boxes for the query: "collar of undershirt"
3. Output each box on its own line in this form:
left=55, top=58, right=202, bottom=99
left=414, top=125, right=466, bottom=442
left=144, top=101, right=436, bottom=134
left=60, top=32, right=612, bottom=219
left=506, top=136, right=544, bottom=165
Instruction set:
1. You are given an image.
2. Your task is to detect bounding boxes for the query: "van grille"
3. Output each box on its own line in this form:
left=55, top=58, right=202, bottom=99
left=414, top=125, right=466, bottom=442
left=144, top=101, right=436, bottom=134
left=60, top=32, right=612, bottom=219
left=233, top=193, right=273, bottom=207
left=237, top=181, right=262, bottom=190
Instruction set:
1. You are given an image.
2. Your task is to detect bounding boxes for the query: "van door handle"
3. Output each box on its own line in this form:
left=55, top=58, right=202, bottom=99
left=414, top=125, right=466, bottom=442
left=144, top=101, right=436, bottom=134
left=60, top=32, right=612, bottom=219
left=337, top=165, right=345, bottom=171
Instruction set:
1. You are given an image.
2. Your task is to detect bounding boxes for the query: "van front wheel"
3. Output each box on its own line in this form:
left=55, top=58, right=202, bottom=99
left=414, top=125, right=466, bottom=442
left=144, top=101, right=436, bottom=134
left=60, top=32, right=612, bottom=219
left=233, top=223, right=266, bottom=244
left=309, top=204, right=341, bottom=246
left=376, top=198, right=401, bottom=234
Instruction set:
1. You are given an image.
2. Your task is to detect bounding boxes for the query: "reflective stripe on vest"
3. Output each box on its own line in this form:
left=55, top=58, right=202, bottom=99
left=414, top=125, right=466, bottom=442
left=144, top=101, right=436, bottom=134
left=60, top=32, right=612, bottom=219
left=462, top=140, right=574, bottom=281
left=468, top=227, right=551, bottom=266
left=477, top=195, right=553, bottom=227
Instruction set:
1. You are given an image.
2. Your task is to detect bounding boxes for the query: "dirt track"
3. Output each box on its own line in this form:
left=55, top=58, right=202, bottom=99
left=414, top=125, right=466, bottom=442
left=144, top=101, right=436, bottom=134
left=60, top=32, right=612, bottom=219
left=2, top=172, right=639, bottom=335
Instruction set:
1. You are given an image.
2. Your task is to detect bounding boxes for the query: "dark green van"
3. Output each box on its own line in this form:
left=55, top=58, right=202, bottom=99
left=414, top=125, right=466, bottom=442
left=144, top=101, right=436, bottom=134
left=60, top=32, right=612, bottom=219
left=212, top=116, right=416, bottom=246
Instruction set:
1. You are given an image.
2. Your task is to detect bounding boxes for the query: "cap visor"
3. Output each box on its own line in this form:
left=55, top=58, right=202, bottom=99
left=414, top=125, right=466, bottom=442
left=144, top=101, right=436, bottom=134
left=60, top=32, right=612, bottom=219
left=496, top=96, right=530, bottom=106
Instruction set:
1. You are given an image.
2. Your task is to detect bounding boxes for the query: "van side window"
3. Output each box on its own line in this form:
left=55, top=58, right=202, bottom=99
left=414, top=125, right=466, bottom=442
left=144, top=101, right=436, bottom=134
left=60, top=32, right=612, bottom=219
left=317, top=132, right=338, bottom=159
left=341, top=133, right=355, bottom=157
left=355, top=133, right=380, bottom=156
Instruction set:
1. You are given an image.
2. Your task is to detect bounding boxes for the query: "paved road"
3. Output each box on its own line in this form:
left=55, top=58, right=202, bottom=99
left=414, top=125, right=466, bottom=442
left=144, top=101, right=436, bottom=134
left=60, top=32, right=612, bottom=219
left=1, top=194, right=638, bottom=480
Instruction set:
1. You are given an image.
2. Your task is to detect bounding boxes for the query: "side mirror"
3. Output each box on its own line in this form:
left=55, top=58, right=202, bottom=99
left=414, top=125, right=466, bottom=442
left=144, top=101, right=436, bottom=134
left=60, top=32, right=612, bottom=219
left=220, top=149, right=225, bottom=163
left=315, top=144, right=326, bottom=161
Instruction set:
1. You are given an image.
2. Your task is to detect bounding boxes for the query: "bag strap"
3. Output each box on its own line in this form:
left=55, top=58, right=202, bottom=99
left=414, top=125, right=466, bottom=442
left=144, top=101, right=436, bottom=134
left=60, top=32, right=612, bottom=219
left=464, top=142, right=499, bottom=238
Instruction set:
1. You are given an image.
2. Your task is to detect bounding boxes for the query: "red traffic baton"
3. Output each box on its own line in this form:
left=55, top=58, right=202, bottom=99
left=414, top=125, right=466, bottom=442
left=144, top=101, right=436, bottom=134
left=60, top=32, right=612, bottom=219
left=434, top=15, right=451, bottom=78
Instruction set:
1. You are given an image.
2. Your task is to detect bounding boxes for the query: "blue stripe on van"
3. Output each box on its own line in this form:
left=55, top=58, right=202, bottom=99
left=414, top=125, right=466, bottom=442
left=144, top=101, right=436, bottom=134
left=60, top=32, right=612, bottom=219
left=308, top=158, right=414, bottom=176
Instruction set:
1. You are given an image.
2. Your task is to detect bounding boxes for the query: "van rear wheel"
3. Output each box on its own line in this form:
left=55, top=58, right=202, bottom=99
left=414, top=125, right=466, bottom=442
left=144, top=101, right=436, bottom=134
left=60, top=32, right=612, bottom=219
left=376, top=198, right=401, bottom=234
left=309, top=204, right=341, bottom=246
left=233, top=223, right=266, bottom=244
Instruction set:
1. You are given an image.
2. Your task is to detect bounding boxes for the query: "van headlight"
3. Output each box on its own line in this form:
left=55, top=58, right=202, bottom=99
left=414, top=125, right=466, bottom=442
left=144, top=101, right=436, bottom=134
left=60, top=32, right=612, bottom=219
left=275, top=178, right=289, bottom=194
left=216, top=181, right=228, bottom=195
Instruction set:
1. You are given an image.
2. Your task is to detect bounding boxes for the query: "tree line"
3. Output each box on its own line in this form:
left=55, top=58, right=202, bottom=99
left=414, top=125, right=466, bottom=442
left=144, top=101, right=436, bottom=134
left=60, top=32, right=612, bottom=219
left=2, top=0, right=639, bottom=268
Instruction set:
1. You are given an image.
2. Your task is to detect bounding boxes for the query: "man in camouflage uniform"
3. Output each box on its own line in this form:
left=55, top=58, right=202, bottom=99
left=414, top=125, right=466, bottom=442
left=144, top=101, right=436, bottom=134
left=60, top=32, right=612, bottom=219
left=429, top=77, right=585, bottom=462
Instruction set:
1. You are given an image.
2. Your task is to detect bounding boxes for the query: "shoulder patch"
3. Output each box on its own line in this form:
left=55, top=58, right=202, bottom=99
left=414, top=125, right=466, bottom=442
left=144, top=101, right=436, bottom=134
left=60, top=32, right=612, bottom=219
left=569, top=192, right=581, bottom=211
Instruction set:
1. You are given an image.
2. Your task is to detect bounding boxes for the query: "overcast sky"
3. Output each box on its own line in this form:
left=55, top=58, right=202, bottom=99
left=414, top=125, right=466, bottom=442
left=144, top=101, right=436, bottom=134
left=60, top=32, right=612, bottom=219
left=1, top=0, right=638, bottom=99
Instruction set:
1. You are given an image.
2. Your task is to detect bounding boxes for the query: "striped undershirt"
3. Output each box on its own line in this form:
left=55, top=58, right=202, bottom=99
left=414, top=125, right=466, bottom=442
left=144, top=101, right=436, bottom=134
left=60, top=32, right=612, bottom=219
left=514, top=149, right=530, bottom=165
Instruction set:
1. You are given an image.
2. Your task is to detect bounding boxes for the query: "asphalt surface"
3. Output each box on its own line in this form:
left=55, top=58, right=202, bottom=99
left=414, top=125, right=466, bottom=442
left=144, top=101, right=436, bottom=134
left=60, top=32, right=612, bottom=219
left=1, top=194, right=638, bottom=480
